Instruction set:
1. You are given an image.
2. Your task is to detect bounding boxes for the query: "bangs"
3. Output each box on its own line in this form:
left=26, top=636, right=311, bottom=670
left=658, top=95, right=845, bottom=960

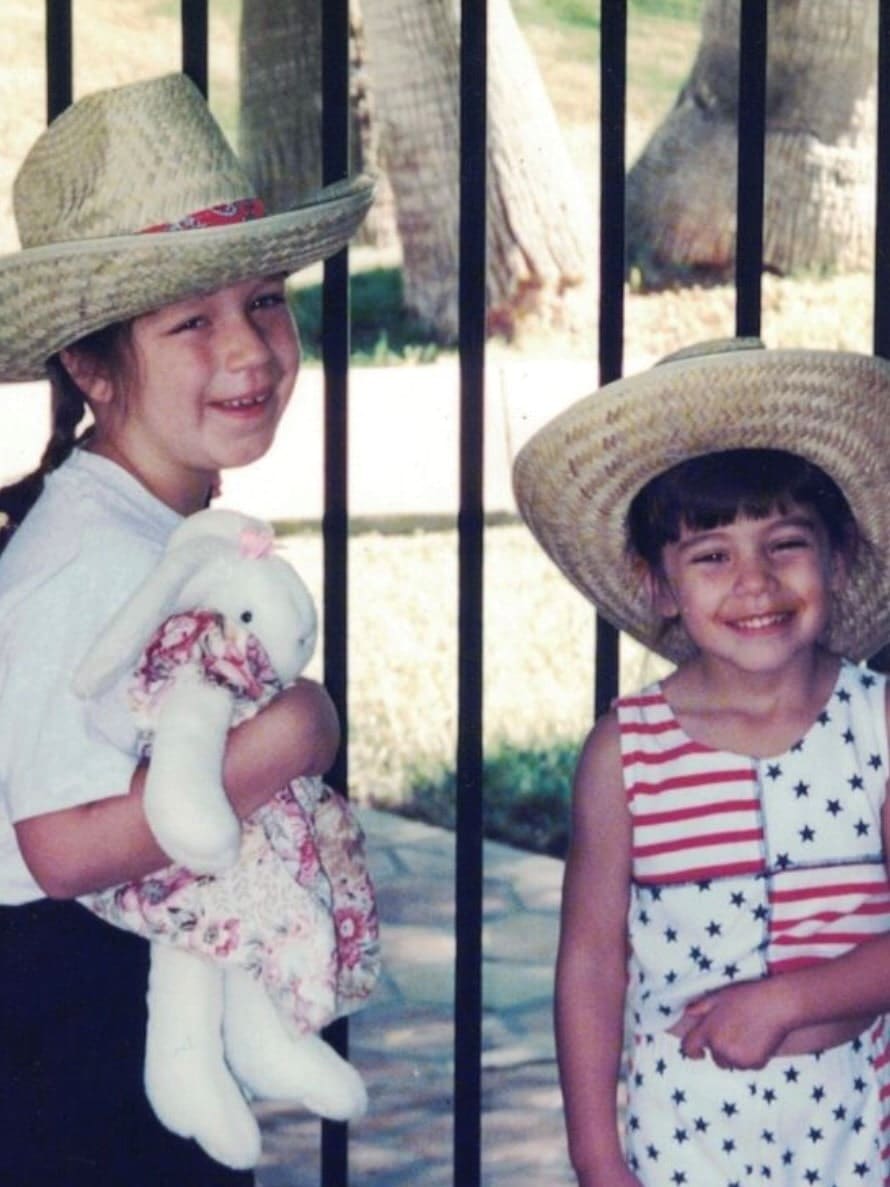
left=628, top=449, right=857, bottom=568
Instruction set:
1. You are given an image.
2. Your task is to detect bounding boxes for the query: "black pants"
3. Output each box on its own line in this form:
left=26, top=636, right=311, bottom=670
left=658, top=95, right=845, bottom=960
left=0, top=897, right=255, bottom=1187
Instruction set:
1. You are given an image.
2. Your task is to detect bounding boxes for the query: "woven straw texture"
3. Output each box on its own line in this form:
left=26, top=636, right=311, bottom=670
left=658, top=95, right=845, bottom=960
left=513, top=347, right=890, bottom=663
left=0, top=74, right=374, bottom=382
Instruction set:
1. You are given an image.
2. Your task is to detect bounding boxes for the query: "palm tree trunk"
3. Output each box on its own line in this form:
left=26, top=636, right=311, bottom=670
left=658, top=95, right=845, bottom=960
left=626, top=0, right=877, bottom=280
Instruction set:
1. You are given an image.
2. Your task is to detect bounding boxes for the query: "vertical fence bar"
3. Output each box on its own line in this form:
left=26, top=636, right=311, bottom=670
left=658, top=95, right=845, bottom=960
left=320, top=1, right=352, bottom=1184
left=875, top=2, right=890, bottom=361
left=870, top=4, right=890, bottom=674
left=594, top=0, right=626, bottom=719
left=45, top=0, right=72, bottom=119
left=180, top=0, right=208, bottom=97
left=735, top=0, right=767, bottom=338
left=453, top=0, right=487, bottom=1183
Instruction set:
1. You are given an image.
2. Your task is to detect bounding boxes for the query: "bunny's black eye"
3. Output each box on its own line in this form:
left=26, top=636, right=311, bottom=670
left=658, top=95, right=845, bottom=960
left=240, top=611, right=253, bottom=624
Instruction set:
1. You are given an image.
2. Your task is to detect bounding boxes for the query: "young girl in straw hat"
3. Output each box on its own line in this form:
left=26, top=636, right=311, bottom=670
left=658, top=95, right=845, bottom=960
left=0, top=73, right=373, bottom=1184
left=514, top=339, right=890, bottom=1187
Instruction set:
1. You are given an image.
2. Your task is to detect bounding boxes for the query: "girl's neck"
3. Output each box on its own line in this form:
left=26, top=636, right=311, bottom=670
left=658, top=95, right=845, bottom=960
left=85, top=434, right=213, bottom=516
left=662, top=646, right=842, bottom=759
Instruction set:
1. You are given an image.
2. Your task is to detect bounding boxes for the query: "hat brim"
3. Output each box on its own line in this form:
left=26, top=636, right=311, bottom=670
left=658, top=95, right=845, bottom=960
left=0, top=174, right=375, bottom=382
left=513, top=347, right=890, bottom=664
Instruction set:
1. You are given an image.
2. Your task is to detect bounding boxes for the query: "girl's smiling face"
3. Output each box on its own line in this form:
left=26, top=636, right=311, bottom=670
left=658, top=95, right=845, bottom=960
left=653, top=505, right=847, bottom=675
left=74, top=274, right=300, bottom=514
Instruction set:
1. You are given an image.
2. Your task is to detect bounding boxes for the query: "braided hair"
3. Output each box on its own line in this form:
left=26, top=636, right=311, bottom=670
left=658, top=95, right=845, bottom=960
left=0, top=320, right=134, bottom=552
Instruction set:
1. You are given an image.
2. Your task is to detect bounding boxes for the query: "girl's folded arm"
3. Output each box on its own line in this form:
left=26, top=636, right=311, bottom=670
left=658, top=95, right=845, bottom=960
left=15, top=677, right=339, bottom=899
left=766, top=737, right=890, bottom=1030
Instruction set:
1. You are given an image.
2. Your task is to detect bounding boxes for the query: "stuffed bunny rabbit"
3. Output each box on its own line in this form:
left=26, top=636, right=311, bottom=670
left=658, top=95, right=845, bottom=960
left=74, top=510, right=379, bottom=1169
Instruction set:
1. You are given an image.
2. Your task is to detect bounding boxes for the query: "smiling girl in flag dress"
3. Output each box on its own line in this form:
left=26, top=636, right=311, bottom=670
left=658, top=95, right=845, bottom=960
left=514, top=340, right=890, bottom=1187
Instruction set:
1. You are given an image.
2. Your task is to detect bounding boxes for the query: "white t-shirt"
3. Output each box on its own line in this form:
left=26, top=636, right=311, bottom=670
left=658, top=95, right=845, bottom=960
left=0, top=450, right=182, bottom=903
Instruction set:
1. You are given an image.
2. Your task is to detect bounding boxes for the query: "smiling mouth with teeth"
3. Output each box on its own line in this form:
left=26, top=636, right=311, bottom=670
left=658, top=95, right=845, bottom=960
left=731, top=612, right=792, bottom=631
left=216, top=392, right=269, bottom=410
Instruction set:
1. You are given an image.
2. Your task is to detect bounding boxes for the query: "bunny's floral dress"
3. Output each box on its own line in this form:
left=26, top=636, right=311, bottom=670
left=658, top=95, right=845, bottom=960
left=86, top=609, right=380, bottom=1035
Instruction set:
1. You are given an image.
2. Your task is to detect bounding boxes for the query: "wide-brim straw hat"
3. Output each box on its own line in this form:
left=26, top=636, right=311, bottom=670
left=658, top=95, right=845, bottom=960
left=513, top=339, right=890, bottom=664
left=0, top=73, right=375, bottom=382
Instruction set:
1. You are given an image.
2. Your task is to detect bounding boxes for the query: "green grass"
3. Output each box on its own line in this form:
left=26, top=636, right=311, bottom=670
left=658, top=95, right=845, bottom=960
left=291, top=268, right=442, bottom=365
left=514, top=0, right=701, bottom=27
left=631, top=0, right=702, bottom=19
left=398, top=741, right=578, bottom=858
left=512, top=0, right=601, bottom=29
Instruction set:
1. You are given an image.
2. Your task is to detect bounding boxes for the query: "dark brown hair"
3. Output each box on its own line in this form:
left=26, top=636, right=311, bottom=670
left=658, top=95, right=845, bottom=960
left=0, top=321, right=134, bottom=551
left=627, top=448, right=860, bottom=575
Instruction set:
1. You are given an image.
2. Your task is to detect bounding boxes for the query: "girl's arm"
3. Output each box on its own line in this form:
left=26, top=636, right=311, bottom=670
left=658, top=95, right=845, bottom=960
left=556, top=711, right=642, bottom=1187
left=680, top=932, right=890, bottom=1068
left=15, top=677, right=339, bottom=899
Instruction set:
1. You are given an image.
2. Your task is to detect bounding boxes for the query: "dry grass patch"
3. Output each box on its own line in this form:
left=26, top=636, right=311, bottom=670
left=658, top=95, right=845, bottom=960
left=281, top=525, right=669, bottom=817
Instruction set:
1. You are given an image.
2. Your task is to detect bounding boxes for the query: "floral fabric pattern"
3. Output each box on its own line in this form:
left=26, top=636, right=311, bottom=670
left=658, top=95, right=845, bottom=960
left=85, top=610, right=380, bottom=1035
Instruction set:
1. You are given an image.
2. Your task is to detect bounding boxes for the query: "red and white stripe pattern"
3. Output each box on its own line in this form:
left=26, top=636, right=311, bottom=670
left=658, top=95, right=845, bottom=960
left=767, top=861, right=890, bottom=973
left=621, top=691, right=766, bottom=886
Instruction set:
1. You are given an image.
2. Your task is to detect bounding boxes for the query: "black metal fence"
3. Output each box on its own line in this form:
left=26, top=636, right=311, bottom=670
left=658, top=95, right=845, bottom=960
left=38, top=0, right=890, bottom=1184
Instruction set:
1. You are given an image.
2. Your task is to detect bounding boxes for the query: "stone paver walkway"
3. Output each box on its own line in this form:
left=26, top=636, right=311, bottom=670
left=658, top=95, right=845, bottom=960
left=255, top=809, right=575, bottom=1186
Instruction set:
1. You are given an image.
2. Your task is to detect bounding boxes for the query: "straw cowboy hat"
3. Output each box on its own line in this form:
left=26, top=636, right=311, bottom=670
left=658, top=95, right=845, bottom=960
left=513, top=339, right=890, bottom=664
left=0, top=72, right=375, bottom=382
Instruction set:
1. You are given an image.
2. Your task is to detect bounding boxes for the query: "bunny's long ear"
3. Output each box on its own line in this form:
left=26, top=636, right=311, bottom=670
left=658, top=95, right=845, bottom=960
left=73, top=508, right=272, bottom=699
left=72, top=535, right=232, bottom=699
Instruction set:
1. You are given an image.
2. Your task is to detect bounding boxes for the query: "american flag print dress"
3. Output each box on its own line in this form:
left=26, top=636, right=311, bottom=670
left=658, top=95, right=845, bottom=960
left=617, top=659, right=890, bottom=1186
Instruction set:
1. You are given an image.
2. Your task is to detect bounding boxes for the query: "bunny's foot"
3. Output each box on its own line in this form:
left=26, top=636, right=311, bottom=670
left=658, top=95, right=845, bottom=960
left=223, top=967, right=369, bottom=1120
left=146, top=945, right=262, bottom=1168
left=145, top=1041, right=262, bottom=1169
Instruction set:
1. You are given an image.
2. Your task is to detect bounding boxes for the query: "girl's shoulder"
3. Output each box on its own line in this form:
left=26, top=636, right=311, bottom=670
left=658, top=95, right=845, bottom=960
left=573, top=707, right=624, bottom=798
left=613, top=677, right=670, bottom=733
left=0, top=506, right=146, bottom=610
left=836, top=657, right=887, bottom=718
left=0, top=468, right=172, bottom=647
left=615, top=678, right=664, bottom=706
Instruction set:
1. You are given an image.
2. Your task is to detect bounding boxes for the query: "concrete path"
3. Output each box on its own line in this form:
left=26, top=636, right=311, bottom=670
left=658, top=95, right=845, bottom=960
left=255, top=809, right=575, bottom=1187
left=218, top=356, right=599, bottom=523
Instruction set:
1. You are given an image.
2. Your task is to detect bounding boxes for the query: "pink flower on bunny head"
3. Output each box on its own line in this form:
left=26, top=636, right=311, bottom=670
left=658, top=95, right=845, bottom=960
left=239, top=525, right=275, bottom=559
